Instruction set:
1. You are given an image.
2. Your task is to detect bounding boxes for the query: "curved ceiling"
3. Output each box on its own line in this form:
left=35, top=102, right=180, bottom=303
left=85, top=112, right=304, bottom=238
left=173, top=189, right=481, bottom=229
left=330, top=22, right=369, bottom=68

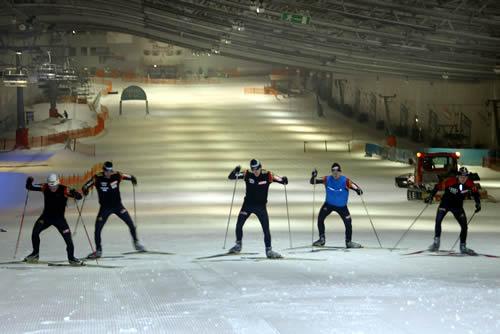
left=1, top=0, right=500, bottom=80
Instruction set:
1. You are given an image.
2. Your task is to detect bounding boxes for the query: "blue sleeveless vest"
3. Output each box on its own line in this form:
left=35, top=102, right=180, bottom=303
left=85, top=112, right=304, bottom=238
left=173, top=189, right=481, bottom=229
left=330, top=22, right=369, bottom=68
left=325, top=175, right=349, bottom=207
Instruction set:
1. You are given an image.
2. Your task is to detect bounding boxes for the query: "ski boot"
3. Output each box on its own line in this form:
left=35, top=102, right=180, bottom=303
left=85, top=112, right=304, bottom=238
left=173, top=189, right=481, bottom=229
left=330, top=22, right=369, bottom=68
left=87, top=250, right=102, bottom=259
left=428, top=237, right=440, bottom=252
left=346, top=241, right=363, bottom=248
left=460, top=243, right=477, bottom=256
left=68, top=257, right=86, bottom=266
left=134, top=240, right=146, bottom=252
left=312, top=236, right=325, bottom=247
left=23, top=252, right=39, bottom=263
left=228, top=241, right=242, bottom=254
left=266, top=247, right=282, bottom=259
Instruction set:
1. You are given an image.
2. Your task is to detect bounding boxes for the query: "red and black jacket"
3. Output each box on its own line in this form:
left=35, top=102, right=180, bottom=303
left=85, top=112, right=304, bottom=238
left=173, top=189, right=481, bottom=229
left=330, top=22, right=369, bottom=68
left=83, top=172, right=133, bottom=208
left=430, top=177, right=480, bottom=208
left=26, top=183, right=81, bottom=218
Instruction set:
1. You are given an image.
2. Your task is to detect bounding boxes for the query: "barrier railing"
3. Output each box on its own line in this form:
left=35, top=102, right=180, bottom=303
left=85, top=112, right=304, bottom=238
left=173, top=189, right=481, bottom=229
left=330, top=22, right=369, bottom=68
left=483, top=157, right=500, bottom=171
left=365, top=143, right=415, bottom=164
left=304, top=140, right=352, bottom=153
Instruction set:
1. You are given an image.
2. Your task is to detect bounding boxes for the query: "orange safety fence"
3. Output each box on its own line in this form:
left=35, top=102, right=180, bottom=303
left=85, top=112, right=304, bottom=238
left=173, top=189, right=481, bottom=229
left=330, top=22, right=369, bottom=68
left=59, top=162, right=103, bottom=189
left=92, top=78, right=113, bottom=93
left=122, top=77, right=220, bottom=85
left=243, top=87, right=278, bottom=96
left=0, top=107, right=109, bottom=151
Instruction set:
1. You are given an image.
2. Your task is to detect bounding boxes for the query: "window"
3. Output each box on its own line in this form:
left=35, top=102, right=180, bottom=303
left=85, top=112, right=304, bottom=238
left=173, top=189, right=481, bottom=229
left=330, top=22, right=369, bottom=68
left=81, top=47, right=88, bottom=56
left=90, top=47, right=109, bottom=56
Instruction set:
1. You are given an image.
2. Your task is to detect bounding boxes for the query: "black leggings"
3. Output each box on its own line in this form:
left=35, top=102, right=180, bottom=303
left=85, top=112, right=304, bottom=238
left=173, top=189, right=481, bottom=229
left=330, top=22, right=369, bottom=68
left=434, top=206, right=468, bottom=243
left=235, top=204, right=271, bottom=248
left=317, top=203, right=353, bottom=242
left=95, top=206, right=138, bottom=251
left=31, top=216, right=75, bottom=259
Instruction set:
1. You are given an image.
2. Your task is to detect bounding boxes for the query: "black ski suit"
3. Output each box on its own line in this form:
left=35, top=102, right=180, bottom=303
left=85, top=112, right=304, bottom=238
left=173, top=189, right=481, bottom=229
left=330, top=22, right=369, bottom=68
left=26, top=182, right=82, bottom=260
left=82, top=172, right=138, bottom=252
left=228, top=169, right=285, bottom=248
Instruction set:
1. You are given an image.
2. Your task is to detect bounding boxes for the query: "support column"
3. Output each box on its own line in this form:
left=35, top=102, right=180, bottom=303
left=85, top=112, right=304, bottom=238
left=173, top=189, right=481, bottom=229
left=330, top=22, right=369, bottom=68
left=15, top=52, right=29, bottom=149
left=49, top=81, right=59, bottom=117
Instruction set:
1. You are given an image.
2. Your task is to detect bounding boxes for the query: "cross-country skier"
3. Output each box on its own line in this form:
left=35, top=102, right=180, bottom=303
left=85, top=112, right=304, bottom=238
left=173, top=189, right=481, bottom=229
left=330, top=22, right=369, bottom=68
left=24, top=174, right=84, bottom=265
left=227, top=159, right=288, bottom=259
left=311, top=163, right=363, bottom=248
left=82, top=161, right=145, bottom=259
left=424, top=166, right=481, bottom=255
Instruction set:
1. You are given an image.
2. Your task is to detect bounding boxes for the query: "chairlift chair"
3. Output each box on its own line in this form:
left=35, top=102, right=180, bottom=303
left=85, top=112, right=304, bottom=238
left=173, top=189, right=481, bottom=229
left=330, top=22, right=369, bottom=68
left=2, top=67, right=28, bottom=87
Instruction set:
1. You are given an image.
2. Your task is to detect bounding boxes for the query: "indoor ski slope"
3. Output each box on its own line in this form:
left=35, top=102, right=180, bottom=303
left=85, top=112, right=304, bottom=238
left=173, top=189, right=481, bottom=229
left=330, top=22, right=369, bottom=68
left=1, top=78, right=499, bottom=334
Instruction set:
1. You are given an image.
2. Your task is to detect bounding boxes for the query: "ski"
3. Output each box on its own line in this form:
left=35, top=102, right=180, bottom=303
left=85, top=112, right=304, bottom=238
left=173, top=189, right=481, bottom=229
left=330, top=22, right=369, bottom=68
left=286, top=245, right=406, bottom=251
left=402, top=249, right=451, bottom=256
left=241, top=256, right=326, bottom=261
left=0, top=260, right=54, bottom=265
left=47, top=262, right=123, bottom=268
left=428, top=251, right=500, bottom=259
left=122, top=250, right=175, bottom=255
left=196, top=256, right=327, bottom=263
left=195, top=252, right=259, bottom=260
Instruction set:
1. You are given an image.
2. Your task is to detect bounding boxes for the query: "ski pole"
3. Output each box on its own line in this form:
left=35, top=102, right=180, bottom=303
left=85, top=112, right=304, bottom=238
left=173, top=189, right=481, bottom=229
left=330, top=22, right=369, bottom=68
left=391, top=203, right=429, bottom=251
left=360, top=195, right=383, bottom=248
left=449, top=211, right=477, bottom=251
left=311, top=177, right=316, bottom=251
left=223, top=176, right=238, bottom=249
left=284, top=183, right=292, bottom=248
left=73, top=196, right=86, bottom=236
left=73, top=198, right=98, bottom=264
left=14, top=190, right=30, bottom=259
left=133, top=184, right=137, bottom=225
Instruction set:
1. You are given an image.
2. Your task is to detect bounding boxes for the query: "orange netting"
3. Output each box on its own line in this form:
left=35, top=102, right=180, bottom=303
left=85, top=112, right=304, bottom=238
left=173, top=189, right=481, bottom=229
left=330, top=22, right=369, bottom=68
left=0, top=106, right=109, bottom=151
left=243, top=87, right=278, bottom=96
left=59, top=162, right=104, bottom=189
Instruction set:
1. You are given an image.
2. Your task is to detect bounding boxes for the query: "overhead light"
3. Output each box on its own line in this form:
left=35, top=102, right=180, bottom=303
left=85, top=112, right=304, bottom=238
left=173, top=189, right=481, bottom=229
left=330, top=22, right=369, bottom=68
left=153, top=64, right=157, bottom=68
left=442, top=72, right=449, bottom=80
left=16, top=51, right=22, bottom=55
left=72, top=30, right=76, bottom=35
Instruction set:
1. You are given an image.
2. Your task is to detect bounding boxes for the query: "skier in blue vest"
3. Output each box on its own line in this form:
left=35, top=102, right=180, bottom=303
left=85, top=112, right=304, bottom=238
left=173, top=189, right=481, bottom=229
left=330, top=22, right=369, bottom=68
left=310, top=162, right=363, bottom=248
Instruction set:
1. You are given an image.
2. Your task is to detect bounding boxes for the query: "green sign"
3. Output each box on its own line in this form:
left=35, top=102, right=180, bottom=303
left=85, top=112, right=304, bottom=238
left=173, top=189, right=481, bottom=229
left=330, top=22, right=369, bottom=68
left=281, top=12, right=311, bottom=25
left=121, top=85, right=147, bottom=101
left=120, top=85, right=149, bottom=115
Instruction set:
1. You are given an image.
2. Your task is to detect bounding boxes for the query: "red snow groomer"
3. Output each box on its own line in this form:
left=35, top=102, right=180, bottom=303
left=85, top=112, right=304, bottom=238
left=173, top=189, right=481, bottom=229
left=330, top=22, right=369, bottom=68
left=395, top=151, right=488, bottom=201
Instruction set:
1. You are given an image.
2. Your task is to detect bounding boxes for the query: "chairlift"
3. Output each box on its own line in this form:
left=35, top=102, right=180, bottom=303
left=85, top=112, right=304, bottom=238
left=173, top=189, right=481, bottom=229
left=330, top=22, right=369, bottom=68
left=37, top=62, right=59, bottom=81
left=60, top=67, right=78, bottom=81
left=2, top=67, right=28, bottom=87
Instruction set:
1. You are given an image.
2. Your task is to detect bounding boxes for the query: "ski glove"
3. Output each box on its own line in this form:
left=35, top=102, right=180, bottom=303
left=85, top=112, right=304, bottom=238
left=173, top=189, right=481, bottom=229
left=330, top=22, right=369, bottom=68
left=26, top=176, right=34, bottom=188
left=475, top=202, right=481, bottom=213
left=355, top=188, right=363, bottom=196
left=281, top=176, right=288, bottom=185
left=69, top=189, right=82, bottom=200
left=234, top=165, right=241, bottom=173
left=131, top=175, right=138, bottom=186
left=311, top=169, right=318, bottom=178
left=424, top=196, right=433, bottom=204
left=81, top=187, right=89, bottom=196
